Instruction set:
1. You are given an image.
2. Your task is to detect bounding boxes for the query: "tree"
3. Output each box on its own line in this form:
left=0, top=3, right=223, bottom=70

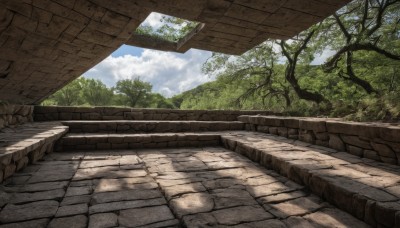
left=81, top=79, right=113, bottom=106
left=149, top=93, right=175, bottom=109
left=49, top=77, right=85, bottom=106
left=115, top=78, right=153, bottom=107
left=279, top=28, right=327, bottom=104
left=323, top=0, right=400, bottom=94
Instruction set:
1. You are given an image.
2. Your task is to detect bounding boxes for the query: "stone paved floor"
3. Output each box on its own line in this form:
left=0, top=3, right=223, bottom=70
left=0, top=147, right=370, bottom=228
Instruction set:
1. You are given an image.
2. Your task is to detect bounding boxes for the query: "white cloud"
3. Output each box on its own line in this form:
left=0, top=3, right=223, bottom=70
left=141, top=12, right=164, bottom=29
left=84, top=49, right=213, bottom=97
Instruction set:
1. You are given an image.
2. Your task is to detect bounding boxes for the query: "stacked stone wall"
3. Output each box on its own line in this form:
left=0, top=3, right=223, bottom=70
left=34, top=106, right=276, bottom=121
left=240, top=115, right=400, bottom=165
left=0, top=103, right=34, bottom=130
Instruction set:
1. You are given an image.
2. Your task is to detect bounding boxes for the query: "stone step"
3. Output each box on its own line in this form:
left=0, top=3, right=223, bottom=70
left=0, top=122, right=68, bottom=183
left=55, top=132, right=221, bottom=151
left=54, top=130, right=400, bottom=227
left=61, top=120, right=244, bottom=133
left=219, top=131, right=400, bottom=227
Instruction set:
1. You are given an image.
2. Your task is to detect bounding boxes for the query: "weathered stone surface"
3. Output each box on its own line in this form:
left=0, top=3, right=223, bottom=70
left=212, top=205, right=274, bottom=225
left=28, top=170, right=75, bottom=183
left=0, top=144, right=385, bottom=227
left=61, top=195, right=91, bottom=206
left=89, top=198, right=167, bottom=214
left=9, top=189, right=65, bottom=204
left=375, top=202, right=400, bottom=227
left=118, top=205, right=176, bottom=227
left=48, top=215, right=87, bottom=228
left=55, top=204, right=88, bottom=217
left=305, top=208, right=370, bottom=228
left=183, top=213, right=218, bottom=227
left=0, top=200, right=59, bottom=223
left=232, top=219, right=287, bottom=228
left=94, top=177, right=157, bottom=192
left=341, top=135, right=372, bottom=149
left=267, top=196, right=325, bottom=218
left=212, top=189, right=258, bottom=209
left=329, top=134, right=346, bottom=151
left=65, top=186, right=92, bottom=196
left=284, top=216, right=315, bottom=228
left=371, top=142, right=396, bottom=158
left=164, top=182, right=206, bottom=199
left=258, top=191, right=306, bottom=204
left=246, top=182, right=295, bottom=198
left=88, top=213, right=118, bottom=228
left=5, top=181, right=69, bottom=193
left=91, top=189, right=162, bottom=204
left=0, top=218, right=50, bottom=228
left=170, top=193, right=214, bottom=217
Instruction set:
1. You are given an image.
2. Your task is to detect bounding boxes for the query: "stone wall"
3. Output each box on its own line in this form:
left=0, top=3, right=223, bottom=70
left=0, top=103, right=33, bottom=130
left=239, top=115, right=400, bottom=165
left=34, top=106, right=276, bottom=121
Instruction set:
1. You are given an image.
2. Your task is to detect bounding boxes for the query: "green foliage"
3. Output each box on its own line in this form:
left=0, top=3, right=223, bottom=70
left=115, top=78, right=152, bottom=107
left=81, top=79, right=114, bottom=106
left=42, top=77, right=175, bottom=109
left=135, top=15, right=199, bottom=42
left=172, top=0, right=400, bottom=121
left=44, top=78, right=85, bottom=106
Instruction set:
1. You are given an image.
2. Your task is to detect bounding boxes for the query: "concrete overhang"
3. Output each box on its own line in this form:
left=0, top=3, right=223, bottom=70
left=0, top=0, right=351, bottom=104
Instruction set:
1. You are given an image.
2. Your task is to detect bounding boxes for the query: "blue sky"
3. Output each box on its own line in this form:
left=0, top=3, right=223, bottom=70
left=111, top=45, right=143, bottom=57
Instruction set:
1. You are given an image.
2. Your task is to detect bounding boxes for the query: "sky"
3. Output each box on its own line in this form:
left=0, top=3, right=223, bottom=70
left=84, top=13, right=213, bottom=98
left=83, top=13, right=334, bottom=98
left=84, top=47, right=213, bottom=98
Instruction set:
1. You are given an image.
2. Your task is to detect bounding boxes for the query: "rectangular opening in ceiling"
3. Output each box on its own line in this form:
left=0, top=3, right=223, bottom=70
left=135, top=12, right=200, bottom=42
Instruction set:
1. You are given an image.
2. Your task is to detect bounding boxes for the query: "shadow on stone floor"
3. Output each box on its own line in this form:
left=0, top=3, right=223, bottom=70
left=0, top=146, right=380, bottom=227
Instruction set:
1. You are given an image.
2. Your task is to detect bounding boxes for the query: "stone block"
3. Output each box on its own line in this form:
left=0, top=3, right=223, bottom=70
left=277, top=127, right=288, bottom=137
left=371, top=142, right=396, bottom=158
left=257, top=125, right=269, bottom=133
left=283, top=118, right=300, bottom=128
left=269, top=127, right=278, bottom=135
left=380, top=156, right=398, bottom=165
left=315, top=132, right=329, bottom=141
left=262, top=116, right=284, bottom=127
left=346, top=145, right=363, bottom=157
left=363, top=150, right=381, bottom=161
left=237, top=115, right=250, bottom=123
left=329, top=134, right=345, bottom=151
left=16, top=156, right=29, bottom=171
left=375, top=202, right=400, bottom=227
left=3, top=163, right=16, bottom=179
left=299, top=119, right=326, bottom=132
left=299, top=130, right=315, bottom=144
left=315, top=140, right=329, bottom=147
left=341, top=135, right=372, bottom=149
left=379, top=126, right=400, bottom=143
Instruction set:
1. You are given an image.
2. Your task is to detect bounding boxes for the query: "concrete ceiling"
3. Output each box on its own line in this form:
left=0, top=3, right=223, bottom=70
left=0, top=0, right=351, bottom=104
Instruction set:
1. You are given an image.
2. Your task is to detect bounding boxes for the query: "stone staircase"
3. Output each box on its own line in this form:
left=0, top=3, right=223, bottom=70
left=61, top=120, right=244, bottom=133
left=2, top=108, right=400, bottom=227
left=55, top=120, right=243, bottom=151
left=49, top=116, right=400, bottom=227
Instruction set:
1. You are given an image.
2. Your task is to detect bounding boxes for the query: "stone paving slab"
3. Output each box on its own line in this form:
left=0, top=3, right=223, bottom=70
left=0, top=147, right=371, bottom=227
